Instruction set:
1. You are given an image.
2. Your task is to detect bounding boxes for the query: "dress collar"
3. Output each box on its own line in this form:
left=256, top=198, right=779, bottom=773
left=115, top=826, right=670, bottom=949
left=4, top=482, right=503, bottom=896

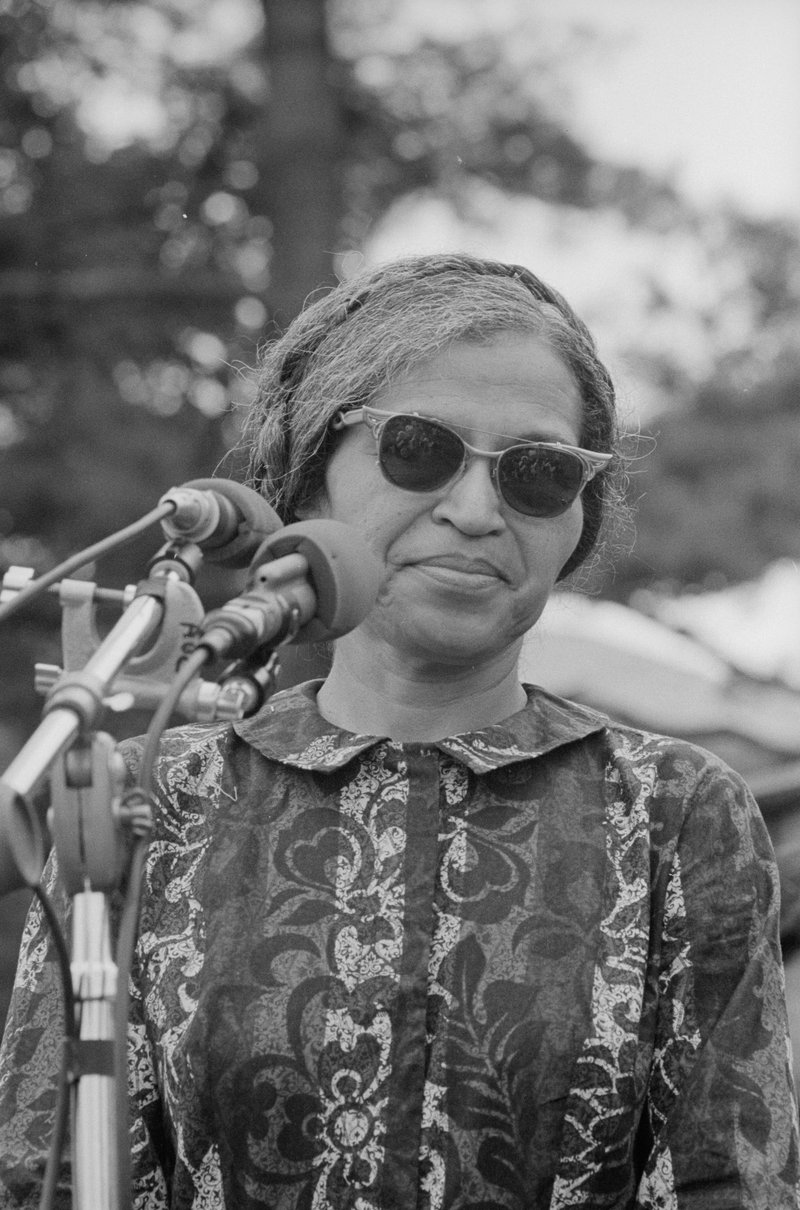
left=233, top=680, right=606, bottom=775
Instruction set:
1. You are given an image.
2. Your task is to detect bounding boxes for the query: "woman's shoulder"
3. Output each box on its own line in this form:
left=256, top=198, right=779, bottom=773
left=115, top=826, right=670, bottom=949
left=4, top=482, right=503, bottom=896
left=528, top=688, right=773, bottom=894
left=118, top=718, right=233, bottom=783
left=113, top=681, right=325, bottom=834
left=523, top=681, right=754, bottom=801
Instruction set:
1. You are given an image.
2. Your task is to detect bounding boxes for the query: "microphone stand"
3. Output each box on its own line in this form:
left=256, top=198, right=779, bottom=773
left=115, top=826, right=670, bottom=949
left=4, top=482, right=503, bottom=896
left=0, top=521, right=377, bottom=1209
left=0, top=541, right=234, bottom=1210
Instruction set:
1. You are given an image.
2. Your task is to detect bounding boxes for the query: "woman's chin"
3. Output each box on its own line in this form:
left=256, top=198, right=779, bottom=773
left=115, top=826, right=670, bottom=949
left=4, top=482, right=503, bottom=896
left=370, top=614, right=523, bottom=673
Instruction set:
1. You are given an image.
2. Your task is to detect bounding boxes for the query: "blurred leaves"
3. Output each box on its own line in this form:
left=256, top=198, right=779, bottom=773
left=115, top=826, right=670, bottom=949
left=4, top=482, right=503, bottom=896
left=630, top=365, right=800, bottom=591
left=339, top=35, right=595, bottom=225
left=0, top=0, right=342, bottom=764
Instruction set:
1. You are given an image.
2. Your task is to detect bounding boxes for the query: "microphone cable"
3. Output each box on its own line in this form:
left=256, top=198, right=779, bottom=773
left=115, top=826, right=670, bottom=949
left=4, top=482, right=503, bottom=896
left=107, top=519, right=381, bottom=1204
left=136, top=647, right=211, bottom=803
left=0, top=503, right=173, bottom=625
left=31, top=881, right=77, bottom=1210
left=0, top=479, right=280, bottom=625
left=0, top=481, right=276, bottom=1205
left=113, top=643, right=211, bottom=1210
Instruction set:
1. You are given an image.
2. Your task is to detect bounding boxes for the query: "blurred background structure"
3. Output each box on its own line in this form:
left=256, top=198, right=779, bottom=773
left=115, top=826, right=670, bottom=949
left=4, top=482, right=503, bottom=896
left=2, top=0, right=800, bottom=1062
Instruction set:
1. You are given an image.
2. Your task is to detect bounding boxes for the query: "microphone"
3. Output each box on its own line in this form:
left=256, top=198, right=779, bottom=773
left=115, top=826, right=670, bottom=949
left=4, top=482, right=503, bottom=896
left=158, top=478, right=282, bottom=567
left=197, top=520, right=382, bottom=659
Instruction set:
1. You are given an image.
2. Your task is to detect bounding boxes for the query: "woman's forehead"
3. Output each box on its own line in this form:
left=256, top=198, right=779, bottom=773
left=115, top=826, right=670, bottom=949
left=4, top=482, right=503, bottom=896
left=370, top=334, right=583, bottom=441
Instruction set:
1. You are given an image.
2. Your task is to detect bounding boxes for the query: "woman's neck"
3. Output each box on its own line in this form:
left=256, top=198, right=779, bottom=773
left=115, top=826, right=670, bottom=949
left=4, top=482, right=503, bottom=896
left=316, top=637, right=527, bottom=742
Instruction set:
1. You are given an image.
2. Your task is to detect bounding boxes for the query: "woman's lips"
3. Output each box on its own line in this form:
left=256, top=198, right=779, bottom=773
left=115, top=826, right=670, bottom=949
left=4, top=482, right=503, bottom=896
left=409, top=555, right=508, bottom=586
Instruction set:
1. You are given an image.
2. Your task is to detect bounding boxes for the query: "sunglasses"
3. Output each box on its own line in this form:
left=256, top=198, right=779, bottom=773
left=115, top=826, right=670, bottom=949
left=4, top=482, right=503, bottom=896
left=333, top=407, right=611, bottom=518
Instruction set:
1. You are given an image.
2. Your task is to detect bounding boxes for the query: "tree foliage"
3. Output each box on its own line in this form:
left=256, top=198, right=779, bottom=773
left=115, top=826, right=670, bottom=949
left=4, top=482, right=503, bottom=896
left=629, top=364, right=800, bottom=593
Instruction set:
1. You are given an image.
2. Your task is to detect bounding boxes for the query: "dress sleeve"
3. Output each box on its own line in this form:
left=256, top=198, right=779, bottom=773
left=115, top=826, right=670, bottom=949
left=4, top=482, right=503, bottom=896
left=638, top=762, right=800, bottom=1208
left=0, top=855, right=169, bottom=1209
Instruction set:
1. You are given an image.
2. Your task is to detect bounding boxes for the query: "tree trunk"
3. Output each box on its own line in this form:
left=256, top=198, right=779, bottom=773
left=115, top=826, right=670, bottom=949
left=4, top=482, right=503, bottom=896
left=258, top=0, right=345, bottom=324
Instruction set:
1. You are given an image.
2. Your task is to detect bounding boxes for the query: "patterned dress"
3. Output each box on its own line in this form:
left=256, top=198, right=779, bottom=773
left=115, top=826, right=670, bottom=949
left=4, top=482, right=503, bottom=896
left=1, top=681, right=798, bottom=1208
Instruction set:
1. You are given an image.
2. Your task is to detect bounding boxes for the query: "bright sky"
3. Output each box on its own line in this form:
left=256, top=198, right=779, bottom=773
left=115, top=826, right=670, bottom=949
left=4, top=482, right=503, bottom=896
left=81, top=0, right=800, bottom=221
left=71, top=0, right=799, bottom=420
left=554, top=0, right=800, bottom=220
left=381, top=0, right=800, bottom=221
left=362, top=0, right=800, bottom=421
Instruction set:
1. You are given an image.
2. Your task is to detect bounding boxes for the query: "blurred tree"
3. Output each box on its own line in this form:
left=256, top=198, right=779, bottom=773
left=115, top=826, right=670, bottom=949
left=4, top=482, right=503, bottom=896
left=627, top=362, right=800, bottom=593
left=0, top=0, right=349, bottom=1027
left=0, top=0, right=345, bottom=729
left=260, top=0, right=342, bottom=319
left=334, top=27, right=687, bottom=241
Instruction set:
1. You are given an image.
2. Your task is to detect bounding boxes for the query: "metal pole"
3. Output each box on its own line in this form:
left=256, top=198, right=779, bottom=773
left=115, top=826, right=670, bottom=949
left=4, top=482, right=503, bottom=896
left=1, top=594, right=164, bottom=805
left=71, top=891, right=118, bottom=1210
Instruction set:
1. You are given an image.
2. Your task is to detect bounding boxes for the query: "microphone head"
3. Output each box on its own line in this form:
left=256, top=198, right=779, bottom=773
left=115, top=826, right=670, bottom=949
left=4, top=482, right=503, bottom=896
left=179, top=479, right=282, bottom=567
left=248, top=520, right=382, bottom=642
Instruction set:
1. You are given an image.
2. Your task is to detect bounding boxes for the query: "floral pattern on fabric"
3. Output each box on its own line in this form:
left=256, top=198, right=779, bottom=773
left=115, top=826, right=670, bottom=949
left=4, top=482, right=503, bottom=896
left=1, top=681, right=798, bottom=1209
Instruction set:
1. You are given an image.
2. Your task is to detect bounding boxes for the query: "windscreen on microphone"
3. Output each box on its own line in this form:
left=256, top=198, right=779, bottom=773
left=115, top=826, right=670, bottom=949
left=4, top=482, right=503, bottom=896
left=248, top=520, right=382, bottom=643
left=161, top=478, right=282, bottom=567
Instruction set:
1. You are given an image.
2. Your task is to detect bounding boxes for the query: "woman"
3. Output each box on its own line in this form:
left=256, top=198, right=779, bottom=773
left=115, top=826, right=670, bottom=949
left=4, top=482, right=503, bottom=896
left=1, top=253, right=798, bottom=1208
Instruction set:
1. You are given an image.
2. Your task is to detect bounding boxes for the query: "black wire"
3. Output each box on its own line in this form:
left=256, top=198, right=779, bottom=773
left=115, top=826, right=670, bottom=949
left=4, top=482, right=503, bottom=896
left=0, top=503, right=174, bottom=625
left=137, top=647, right=211, bottom=799
left=37, top=1041, right=71, bottom=1210
left=4, top=511, right=207, bottom=1208
left=113, top=836, right=149, bottom=1210
left=32, top=884, right=76, bottom=1210
left=33, top=883, right=76, bottom=1033
left=113, top=644, right=211, bottom=1210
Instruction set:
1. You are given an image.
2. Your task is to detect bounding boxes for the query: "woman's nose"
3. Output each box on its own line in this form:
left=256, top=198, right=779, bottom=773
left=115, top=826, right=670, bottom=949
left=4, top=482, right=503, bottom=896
left=429, top=454, right=507, bottom=534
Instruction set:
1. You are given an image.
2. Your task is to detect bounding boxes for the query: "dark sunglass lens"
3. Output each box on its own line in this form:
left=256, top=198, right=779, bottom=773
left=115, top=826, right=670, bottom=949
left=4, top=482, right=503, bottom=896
left=379, top=416, right=464, bottom=491
left=499, top=446, right=584, bottom=516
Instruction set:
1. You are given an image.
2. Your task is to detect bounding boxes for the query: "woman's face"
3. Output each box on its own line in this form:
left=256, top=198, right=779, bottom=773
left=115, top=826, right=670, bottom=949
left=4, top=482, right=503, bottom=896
left=308, top=333, right=586, bottom=671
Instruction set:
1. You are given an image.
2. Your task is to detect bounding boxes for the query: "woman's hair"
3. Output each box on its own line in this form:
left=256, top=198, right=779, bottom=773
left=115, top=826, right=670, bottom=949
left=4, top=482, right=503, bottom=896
left=242, top=252, right=626, bottom=578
